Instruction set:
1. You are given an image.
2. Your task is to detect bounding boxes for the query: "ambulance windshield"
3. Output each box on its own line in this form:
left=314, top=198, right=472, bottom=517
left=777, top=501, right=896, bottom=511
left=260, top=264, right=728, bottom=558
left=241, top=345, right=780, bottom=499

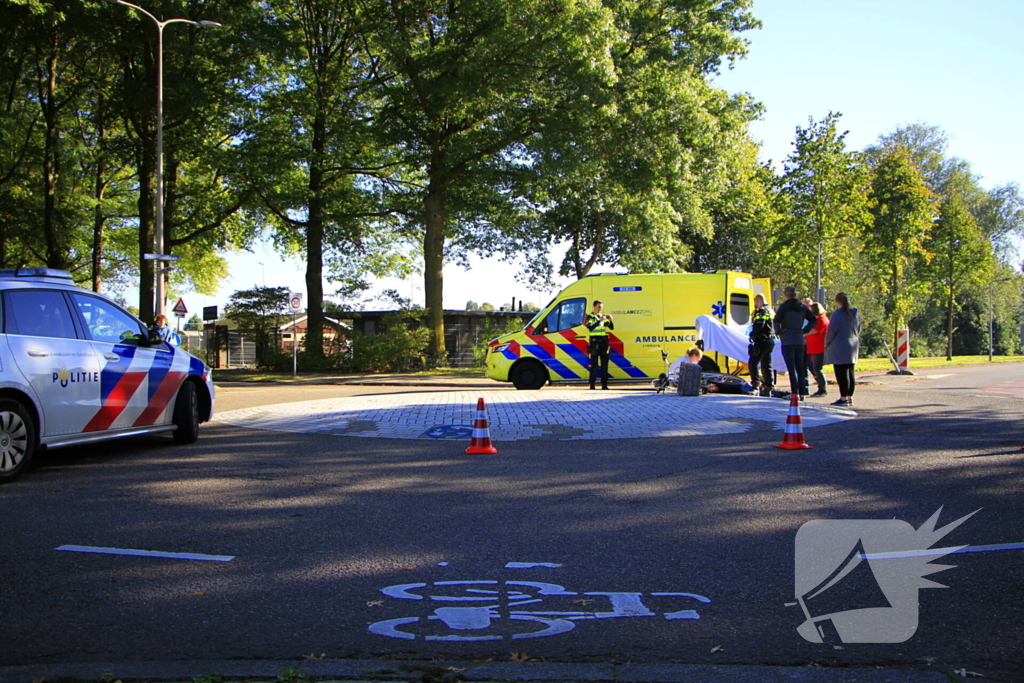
left=526, top=297, right=555, bottom=329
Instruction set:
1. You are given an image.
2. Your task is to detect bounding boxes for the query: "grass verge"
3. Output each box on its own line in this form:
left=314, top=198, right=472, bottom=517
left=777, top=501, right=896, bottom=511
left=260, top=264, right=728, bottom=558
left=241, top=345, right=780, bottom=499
left=855, top=355, right=1022, bottom=372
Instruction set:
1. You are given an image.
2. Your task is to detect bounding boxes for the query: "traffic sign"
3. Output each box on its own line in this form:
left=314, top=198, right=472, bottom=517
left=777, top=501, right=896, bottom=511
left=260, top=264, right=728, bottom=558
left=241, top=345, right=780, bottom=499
left=172, top=298, right=188, bottom=316
left=203, top=305, right=218, bottom=321
left=143, top=253, right=181, bottom=262
left=289, top=292, right=303, bottom=311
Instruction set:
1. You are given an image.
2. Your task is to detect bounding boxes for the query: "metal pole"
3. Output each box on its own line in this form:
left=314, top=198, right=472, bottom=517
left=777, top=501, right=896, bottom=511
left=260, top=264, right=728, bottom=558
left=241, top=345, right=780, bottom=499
left=989, top=283, right=994, bottom=363
left=292, top=311, right=298, bottom=377
left=155, top=22, right=165, bottom=317
left=816, top=240, right=822, bottom=304
left=112, top=2, right=220, bottom=319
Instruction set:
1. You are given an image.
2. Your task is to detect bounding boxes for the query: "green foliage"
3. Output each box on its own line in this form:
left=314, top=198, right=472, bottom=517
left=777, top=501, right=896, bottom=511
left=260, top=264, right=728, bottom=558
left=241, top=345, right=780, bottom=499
left=863, top=144, right=938, bottom=341
left=346, top=312, right=430, bottom=373
left=927, top=188, right=993, bottom=359
left=224, top=286, right=291, bottom=370
left=773, top=112, right=872, bottom=292
left=274, top=668, right=308, bottom=683
left=191, top=675, right=224, bottom=683
left=473, top=316, right=527, bottom=367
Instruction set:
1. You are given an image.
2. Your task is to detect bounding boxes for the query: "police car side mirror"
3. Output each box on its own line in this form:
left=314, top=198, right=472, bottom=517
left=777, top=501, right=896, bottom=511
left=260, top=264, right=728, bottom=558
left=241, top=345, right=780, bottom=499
left=147, top=327, right=162, bottom=345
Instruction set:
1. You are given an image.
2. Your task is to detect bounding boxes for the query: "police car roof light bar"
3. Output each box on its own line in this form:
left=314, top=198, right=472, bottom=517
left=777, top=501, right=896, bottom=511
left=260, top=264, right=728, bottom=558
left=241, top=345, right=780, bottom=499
left=0, top=268, right=74, bottom=280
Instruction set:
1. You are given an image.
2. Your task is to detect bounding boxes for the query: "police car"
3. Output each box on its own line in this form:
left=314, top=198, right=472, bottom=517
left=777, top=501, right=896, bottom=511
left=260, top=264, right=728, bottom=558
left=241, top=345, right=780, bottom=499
left=0, top=268, right=215, bottom=483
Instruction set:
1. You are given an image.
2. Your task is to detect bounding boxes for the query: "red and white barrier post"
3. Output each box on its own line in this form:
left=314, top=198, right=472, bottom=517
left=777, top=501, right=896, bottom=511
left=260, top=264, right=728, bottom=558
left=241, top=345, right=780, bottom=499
left=890, top=328, right=914, bottom=375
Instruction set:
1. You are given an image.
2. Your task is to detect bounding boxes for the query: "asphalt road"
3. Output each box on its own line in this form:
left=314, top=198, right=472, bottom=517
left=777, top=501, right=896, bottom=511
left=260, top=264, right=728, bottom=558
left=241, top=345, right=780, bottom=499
left=1, top=365, right=1022, bottom=680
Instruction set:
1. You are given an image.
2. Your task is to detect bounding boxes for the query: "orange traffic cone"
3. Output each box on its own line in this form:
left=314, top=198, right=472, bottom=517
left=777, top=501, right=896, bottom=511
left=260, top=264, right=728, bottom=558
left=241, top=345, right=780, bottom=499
left=466, top=397, right=498, bottom=454
left=776, top=393, right=812, bottom=450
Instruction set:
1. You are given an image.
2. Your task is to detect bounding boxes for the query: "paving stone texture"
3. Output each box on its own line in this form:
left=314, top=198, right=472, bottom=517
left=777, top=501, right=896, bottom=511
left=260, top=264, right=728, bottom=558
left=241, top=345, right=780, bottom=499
left=213, top=391, right=855, bottom=441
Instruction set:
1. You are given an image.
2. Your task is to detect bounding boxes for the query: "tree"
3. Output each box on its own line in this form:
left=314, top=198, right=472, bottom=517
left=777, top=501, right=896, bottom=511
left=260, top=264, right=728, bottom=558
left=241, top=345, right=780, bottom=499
left=224, top=286, right=290, bottom=368
left=515, top=0, right=762, bottom=282
left=362, top=0, right=623, bottom=362
left=863, top=145, right=937, bottom=345
left=106, top=0, right=261, bottom=320
left=927, top=191, right=993, bottom=360
left=688, top=137, right=782, bottom=275
left=242, top=0, right=412, bottom=362
left=775, top=113, right=871, bottom=293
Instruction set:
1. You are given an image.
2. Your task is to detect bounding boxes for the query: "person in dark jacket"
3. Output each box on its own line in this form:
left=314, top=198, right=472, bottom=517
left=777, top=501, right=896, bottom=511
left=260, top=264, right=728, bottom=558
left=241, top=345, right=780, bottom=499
left=695, top=339, right=721, bottom=373
left=747, top=294, right=774, bottom=396
left=773, top=286, right=817, bottom=399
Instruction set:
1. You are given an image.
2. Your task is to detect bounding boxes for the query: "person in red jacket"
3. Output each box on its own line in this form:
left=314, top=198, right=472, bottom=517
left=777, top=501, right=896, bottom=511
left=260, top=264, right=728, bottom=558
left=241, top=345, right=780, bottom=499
left=805, top=301, right=830, bottom=398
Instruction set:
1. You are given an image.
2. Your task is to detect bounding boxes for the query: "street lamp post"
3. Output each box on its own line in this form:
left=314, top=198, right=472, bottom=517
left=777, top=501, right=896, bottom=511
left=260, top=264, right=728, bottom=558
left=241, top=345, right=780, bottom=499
left=113, top=0, right=220, bottom=318
left=815, top=234, right=848, bottom=303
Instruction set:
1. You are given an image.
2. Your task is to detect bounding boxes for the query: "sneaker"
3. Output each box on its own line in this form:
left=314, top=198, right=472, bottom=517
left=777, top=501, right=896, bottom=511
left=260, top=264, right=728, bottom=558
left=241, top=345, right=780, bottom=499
left=810, top=390, right=828, bottom=398
left=831, top=398, right=849, bottom=406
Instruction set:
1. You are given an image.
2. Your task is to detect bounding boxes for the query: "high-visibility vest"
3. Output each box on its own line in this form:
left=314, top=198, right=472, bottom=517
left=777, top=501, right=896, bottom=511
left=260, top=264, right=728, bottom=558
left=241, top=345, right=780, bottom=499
left=750, top=307, right=774, bottom=340
left=587, top=313, right=609, bottom=337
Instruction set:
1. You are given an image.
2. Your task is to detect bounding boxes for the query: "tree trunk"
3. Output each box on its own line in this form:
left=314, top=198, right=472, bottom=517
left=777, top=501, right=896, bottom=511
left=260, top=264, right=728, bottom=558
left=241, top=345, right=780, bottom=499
left=304, top=115, right=327, bottom=362
left=305, top=183, right=325, bottom=361
left=424, top=185, right=447, bottom=364
left=41, top=50, right=65, bottom=270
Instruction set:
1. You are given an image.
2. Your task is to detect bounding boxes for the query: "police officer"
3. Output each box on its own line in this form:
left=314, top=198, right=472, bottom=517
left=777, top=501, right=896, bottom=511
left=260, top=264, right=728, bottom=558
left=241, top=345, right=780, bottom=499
left=586, top=300, right=614, bottom=390
left=748, top=293, right=775, bottom=396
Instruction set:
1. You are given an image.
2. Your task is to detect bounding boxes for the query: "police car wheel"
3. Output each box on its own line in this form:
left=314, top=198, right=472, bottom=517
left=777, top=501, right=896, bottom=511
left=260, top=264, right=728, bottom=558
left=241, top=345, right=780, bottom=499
left=172, top=381, right=200, bottom=445
left=0, top=399, right=35, bottom=482
left=511, top=360, right=547, bottom=390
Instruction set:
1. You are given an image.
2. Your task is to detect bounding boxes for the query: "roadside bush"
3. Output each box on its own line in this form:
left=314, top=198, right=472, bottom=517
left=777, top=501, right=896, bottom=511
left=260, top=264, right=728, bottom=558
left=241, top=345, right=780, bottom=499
left=344, top=311, right=430, bottom=373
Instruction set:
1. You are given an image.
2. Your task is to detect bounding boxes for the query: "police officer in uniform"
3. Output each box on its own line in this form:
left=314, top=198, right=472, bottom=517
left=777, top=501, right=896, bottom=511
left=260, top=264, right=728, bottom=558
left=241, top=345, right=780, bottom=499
left=748, top=293, right=775, bottom=396
left=586, top=300, right=614, bottom=390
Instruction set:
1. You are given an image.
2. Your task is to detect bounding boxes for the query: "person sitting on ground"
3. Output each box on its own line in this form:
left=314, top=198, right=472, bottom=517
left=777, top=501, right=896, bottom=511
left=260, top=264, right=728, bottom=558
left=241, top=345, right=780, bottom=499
left=678, top=347, right=718, bottom=394
left=694, top=339, right=721, bottom=373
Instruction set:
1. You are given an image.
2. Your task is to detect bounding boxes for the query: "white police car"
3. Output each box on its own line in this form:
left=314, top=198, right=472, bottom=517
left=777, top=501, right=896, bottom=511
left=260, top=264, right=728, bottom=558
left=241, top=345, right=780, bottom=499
left=0, top=268, right=215, bottom=482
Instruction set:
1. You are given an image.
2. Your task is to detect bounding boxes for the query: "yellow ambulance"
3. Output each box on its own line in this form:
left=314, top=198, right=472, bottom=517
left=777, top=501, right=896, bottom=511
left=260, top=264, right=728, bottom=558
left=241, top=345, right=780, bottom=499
left=485, top=271, right=767, bottom=389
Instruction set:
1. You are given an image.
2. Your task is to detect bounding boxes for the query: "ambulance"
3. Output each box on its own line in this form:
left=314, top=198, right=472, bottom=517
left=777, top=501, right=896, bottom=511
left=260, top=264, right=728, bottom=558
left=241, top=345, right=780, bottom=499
left=486, top=271, right=767, bottom=389
left=0, top=268, right=215, bottom=483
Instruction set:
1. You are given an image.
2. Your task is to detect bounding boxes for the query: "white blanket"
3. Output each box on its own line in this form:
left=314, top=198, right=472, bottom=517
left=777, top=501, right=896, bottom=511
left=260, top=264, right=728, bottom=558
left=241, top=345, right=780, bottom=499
left=695, top=314, right=786, bottom=367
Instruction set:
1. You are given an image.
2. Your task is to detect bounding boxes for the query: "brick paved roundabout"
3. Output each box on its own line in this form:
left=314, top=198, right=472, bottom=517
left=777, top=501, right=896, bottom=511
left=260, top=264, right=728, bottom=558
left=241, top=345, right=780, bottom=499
left=213, top=390, right=855, bottom=441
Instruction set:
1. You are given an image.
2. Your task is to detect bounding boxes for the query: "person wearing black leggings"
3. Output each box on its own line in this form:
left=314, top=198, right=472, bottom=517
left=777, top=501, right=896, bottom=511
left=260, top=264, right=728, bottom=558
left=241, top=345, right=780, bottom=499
left=823, top=292, right=861, bottom=407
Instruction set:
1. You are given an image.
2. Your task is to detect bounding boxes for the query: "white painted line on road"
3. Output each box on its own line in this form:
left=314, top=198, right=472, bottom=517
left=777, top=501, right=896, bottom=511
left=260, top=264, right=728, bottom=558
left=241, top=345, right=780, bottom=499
left=56, top=545, right=235, bottom=562
left=923, top=374, right=954, bottom=379
left=506, top=562, right=562, bottom=568
left=861, top=541, right=1024, bottom=560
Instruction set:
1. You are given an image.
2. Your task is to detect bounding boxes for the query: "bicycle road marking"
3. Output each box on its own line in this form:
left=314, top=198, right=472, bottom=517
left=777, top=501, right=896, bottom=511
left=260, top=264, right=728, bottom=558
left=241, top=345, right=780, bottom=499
left=213, top=390, right=854, bottom=441
left=368, top=579, right=713, bottom=641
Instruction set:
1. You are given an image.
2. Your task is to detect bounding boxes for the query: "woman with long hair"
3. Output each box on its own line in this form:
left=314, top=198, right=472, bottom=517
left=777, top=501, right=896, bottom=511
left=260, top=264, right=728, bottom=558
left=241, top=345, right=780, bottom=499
left=823, top=292, right=861, bottom=406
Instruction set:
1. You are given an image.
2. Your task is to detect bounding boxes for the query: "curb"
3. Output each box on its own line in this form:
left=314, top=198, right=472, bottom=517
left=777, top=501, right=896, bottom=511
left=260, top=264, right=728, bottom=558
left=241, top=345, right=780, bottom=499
left=0, top=659, right=949, bottom=683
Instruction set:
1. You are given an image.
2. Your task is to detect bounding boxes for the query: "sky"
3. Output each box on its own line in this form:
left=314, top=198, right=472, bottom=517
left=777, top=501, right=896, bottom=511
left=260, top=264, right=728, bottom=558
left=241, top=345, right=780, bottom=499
left=175, top=0, right=1024, bottom=319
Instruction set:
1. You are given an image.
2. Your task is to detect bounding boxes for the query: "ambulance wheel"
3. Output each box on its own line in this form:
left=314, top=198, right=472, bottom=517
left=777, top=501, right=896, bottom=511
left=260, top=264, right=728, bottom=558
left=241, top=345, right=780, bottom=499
left=511, top=360, right=547, bottom=390
left=172, top=381, right=200, bottom=444
left=0, top=399, right=35, bottom=483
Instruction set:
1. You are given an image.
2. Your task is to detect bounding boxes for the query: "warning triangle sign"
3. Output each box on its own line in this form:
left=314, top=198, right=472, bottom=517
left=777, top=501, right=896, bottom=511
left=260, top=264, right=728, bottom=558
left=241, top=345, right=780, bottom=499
left=172, top=298, right=188, bottom=315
